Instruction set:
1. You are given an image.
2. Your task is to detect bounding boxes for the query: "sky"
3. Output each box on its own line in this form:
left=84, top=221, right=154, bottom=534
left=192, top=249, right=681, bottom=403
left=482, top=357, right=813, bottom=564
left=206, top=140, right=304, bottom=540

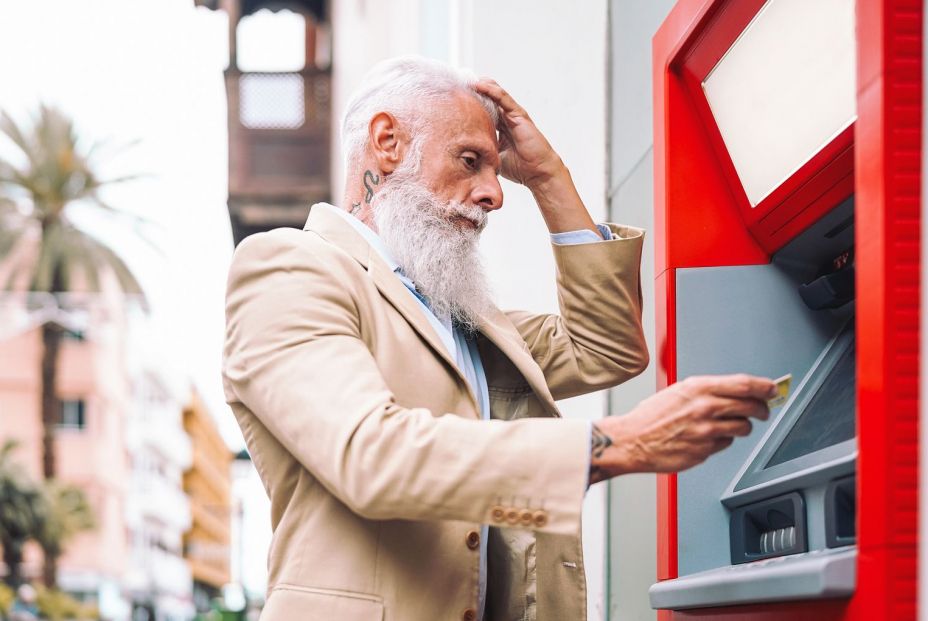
left=0, top=0, right=307, bottom=597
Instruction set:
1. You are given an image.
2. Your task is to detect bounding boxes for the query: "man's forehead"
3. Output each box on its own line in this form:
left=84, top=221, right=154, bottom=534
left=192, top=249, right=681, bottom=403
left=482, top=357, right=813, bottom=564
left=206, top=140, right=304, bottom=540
left=435, top=93, right=500, bottom=151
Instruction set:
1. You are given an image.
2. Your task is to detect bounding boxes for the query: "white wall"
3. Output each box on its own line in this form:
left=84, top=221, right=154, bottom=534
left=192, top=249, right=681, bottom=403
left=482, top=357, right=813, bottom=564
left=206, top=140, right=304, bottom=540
left=330, top=1, right=610, bottom=618
left=329, top=0, right=422, bottom=200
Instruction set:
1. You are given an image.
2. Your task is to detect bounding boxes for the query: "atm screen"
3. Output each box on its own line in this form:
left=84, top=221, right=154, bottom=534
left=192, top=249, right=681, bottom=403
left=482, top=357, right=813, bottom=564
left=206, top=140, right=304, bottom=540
left=766, top=342, right=856, bottom=468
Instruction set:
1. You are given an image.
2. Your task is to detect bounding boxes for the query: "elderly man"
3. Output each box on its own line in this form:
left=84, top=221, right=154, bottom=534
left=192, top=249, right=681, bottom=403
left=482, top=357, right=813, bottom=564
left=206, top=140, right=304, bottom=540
left=223, top=57, right=775, bottom=621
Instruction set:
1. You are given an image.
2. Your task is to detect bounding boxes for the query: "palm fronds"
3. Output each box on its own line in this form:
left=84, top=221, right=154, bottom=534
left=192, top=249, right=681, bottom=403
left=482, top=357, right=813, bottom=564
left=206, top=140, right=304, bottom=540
left=0, top=104, right=148, bottom=301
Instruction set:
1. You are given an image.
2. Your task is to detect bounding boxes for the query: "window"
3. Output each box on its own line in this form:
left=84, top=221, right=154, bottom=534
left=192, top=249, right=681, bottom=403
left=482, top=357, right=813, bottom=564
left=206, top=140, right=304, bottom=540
left=236, top=9, right=306, bottom=72
left=58, top=400, right=87, bottom=430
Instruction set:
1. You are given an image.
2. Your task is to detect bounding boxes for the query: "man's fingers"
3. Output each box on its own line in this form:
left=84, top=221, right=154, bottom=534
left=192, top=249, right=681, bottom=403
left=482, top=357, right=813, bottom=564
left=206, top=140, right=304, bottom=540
left=706, top=394, right=770, bottom=421
left=712, top=417, right=753, bottom=438
left=475, top=78, right=526, bottom=117
left=696, top=373, right=778, bottom=401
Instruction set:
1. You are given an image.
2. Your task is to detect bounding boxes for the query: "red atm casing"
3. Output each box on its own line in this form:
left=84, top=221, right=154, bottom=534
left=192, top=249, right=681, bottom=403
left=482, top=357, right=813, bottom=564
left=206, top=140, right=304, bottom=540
left=653, top=0, right=921, bottom=618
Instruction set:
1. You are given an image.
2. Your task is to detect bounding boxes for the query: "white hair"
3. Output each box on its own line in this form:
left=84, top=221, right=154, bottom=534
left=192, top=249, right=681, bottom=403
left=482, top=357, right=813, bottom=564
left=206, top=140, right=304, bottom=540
left=340, top=56, right=499, bottom=170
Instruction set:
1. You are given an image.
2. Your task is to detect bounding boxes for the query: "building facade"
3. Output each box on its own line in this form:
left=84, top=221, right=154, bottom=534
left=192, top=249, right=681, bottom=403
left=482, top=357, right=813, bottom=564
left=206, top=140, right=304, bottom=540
left=198, top=0, right=333, bottom=245
left=0, top=294, right=135, bottom=619
left=124, top=316, right=196, bottom=621
left=182, top=391, right=233, bottom=614
left=0, top=296, right=209, bottom=621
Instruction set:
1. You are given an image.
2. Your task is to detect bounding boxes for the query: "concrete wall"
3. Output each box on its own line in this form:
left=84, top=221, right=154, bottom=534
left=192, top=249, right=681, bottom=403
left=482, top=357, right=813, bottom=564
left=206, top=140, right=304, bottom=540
left=605, top=2, right=676, bottom=620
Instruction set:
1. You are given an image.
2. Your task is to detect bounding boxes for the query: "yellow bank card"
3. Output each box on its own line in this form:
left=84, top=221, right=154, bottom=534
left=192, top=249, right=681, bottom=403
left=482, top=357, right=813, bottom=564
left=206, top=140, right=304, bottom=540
left=767, top=374, right=792, bottom=409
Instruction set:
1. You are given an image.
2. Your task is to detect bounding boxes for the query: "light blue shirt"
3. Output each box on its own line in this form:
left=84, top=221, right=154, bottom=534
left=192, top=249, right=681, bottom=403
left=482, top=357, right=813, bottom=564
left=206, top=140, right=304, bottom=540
left=319, top=204, right=612, bottom=620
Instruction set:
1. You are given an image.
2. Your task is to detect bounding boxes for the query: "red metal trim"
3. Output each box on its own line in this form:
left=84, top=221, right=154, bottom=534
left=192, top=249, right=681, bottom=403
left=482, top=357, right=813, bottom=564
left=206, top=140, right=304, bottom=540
left=656, top=472, right=677, bottom=580
left=653, top=0, right=767, bottom=275
left=853, top=0, right=921, bottom=617
left=656, top=268, right=677, bottom=582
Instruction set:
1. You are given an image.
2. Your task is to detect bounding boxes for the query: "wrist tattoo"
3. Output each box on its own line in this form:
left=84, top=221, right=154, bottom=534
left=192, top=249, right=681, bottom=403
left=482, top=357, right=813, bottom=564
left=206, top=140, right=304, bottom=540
left=589, top=423, right=613, bottom=485
left=591, top=423, right=613, bottom=458
left=363, top=170, right=380, bottom=204
left=350, top=202, right=361, bottom=215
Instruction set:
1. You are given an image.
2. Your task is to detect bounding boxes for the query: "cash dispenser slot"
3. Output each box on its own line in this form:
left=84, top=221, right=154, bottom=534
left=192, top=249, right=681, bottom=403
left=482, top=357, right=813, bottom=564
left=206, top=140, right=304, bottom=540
left=825, top=475, right=856, bottom=548
left=730, top=492, right=807, bottom=564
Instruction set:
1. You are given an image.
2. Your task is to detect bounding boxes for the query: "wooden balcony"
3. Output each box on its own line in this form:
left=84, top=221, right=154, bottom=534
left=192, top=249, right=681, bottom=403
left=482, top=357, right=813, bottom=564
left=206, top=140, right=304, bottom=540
left=225, top=67, right=331, bottom=244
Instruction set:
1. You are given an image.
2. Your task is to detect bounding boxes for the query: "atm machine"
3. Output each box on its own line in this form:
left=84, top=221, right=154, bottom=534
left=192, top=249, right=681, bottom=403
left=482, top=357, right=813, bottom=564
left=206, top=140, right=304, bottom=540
left=649, top=0, right=921, bottom=618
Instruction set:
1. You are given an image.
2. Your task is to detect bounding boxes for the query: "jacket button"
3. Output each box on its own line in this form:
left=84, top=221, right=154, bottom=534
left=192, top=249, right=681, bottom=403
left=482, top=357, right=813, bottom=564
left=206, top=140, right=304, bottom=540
left=462, top=608, right=477, bottom=621
left=505, top=508, right=520, bottom=525
left=519, top=510, right=533, bottom=526
left=465, top=530, right=480, bottom=550
left=532, top=510, right=548, bottom=528
left=491, top=506, right=505, bottom=522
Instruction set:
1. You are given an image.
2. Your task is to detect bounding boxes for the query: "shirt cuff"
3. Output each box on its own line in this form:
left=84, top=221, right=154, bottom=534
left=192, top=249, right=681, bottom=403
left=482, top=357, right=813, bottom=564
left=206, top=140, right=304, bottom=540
left=551, top=223, right=614, bottom=245
left=586, top=420, right=593, bottom=491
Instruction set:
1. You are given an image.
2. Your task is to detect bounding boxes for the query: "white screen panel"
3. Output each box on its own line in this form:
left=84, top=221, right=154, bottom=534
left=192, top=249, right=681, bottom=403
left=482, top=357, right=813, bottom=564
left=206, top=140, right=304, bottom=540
left=703, top=0, right=856, bottom=206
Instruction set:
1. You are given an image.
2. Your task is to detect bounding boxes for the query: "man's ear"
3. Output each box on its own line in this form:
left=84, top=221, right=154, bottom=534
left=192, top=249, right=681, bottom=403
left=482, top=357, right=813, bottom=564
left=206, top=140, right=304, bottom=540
left=368, top=112, right=404, bottom=175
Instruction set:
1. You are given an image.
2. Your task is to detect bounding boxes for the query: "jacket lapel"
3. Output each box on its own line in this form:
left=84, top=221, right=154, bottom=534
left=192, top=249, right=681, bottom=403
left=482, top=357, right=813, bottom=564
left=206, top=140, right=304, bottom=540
left=478, top=308, right=561, bottom=418
left=304, top=205, right=467, bottom=383
left=365, top=257, right=464, bottom=375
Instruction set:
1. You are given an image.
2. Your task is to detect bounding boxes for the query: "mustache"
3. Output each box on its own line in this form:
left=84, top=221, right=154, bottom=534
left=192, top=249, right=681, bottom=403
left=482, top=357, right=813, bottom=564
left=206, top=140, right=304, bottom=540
left=444, top=201, right=489, bottom=232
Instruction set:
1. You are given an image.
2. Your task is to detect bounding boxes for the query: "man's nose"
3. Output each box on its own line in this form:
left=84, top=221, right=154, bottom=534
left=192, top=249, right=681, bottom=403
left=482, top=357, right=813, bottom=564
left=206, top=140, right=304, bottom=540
left=473, top=173, right=504, bottom=212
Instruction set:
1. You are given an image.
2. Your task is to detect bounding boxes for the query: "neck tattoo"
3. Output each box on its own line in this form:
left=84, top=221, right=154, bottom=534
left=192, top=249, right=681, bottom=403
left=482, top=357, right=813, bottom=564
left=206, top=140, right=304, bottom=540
left=363, top=170, right=380, bottom=204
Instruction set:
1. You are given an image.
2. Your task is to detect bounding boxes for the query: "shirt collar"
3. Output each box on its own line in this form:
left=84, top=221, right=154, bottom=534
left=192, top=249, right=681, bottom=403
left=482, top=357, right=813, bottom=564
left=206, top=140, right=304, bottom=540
left=316, top=203, right=401, bottom=273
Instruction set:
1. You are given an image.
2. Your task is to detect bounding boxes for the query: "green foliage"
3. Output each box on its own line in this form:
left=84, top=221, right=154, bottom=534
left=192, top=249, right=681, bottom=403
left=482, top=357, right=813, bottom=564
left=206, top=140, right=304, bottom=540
left=0, top=442, right=95, bottom=589
left=0, top=104, right=145, bottom=298
left=36, top=480, right=96, bottom=560
left=35, top=586, right=99, bottom=620
left=0, top=439, right=45, bottom=539
left=0, top=440, right=47, bottom=586
left=0, top=582, right=14, bottom=617
left=0, top=105, right=107, bottom=214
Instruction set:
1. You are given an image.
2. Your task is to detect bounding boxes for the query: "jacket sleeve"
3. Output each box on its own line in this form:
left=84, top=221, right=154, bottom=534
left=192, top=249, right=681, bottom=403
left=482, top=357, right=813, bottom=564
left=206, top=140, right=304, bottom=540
left=507, top=224, right=649, bottom=401
left=222, top=230, right=590, bottom=535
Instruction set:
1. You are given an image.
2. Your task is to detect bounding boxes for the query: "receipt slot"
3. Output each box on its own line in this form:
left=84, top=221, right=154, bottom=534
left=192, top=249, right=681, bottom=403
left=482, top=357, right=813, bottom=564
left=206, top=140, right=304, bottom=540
left=650, top=0, right=921, bottom=619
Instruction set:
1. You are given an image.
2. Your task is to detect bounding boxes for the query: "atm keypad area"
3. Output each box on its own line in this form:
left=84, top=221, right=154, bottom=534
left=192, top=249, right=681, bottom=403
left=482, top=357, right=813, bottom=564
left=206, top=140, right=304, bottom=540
left=650, top=198, right=857, bottom=610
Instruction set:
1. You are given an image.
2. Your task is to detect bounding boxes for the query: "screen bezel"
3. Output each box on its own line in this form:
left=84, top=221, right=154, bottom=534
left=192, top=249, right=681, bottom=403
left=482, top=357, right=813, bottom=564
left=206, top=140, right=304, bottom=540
left=721, top=318, right=857, bottom=508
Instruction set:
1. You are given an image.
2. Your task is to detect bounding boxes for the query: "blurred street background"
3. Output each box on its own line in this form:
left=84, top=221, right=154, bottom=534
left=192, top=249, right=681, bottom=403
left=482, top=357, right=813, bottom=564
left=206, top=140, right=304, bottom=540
left=0, top=1, right=670, bottom=620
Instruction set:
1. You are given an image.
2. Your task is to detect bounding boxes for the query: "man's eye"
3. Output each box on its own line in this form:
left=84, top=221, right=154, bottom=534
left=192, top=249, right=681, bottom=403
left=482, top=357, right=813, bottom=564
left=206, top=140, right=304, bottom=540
left=462, top=155, right=478, bottom=169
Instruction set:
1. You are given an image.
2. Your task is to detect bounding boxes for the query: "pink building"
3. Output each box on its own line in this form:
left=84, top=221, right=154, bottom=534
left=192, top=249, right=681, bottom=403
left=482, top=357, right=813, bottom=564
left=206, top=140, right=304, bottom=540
left=0, top=294, right=195, bottom=621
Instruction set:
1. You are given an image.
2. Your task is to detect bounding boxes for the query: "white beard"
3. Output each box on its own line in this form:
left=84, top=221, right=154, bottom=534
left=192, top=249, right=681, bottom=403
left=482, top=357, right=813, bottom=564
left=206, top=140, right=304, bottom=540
left=372, top=170, right=495, bottom=331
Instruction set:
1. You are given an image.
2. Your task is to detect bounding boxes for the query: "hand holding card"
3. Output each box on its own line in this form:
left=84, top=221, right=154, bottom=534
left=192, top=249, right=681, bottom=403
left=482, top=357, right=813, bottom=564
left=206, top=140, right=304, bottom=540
left=768, top=374, right=793, bottom=409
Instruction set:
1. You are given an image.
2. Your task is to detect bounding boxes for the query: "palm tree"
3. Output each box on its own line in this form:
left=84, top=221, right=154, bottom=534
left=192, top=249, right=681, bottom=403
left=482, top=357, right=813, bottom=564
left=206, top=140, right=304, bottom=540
left=0, top=440, right=46, bottom=589
left=0, top=105, right=145, bottom=587
left=35, top=481, right=95, bottom=588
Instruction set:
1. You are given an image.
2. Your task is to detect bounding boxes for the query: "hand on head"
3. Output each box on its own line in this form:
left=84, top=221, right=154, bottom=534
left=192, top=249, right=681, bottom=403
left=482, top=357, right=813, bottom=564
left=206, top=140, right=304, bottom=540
left=473, top=78, right=564, bottom=188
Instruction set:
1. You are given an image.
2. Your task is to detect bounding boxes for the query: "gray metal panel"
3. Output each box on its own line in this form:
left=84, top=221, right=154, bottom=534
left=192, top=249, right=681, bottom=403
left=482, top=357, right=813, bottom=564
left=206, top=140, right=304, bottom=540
left=649, top=547, right=856, bottom=610
left=675, top=264, right=847, bottom=576
left=609, top=0, right=677, bottom=187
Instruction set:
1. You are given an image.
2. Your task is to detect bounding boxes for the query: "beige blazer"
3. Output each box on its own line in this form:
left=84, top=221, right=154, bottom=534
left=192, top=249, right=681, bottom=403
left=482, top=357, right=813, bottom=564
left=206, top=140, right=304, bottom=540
left=222, top=205, right=648, bottom=621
